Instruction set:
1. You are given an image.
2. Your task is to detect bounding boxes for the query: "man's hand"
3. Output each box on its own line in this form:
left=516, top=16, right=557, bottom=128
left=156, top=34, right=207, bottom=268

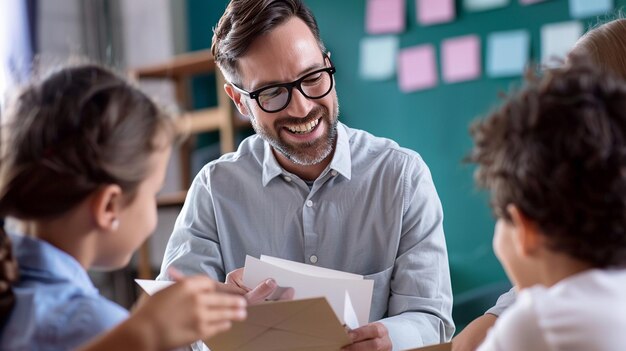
left=225, top=267, right=294, bottom=304
left=342, top=322, right=392, bottom=351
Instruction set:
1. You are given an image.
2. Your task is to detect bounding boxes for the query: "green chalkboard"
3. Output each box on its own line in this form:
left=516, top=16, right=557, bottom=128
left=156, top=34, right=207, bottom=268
left=187, top=0, right=626, bottom=297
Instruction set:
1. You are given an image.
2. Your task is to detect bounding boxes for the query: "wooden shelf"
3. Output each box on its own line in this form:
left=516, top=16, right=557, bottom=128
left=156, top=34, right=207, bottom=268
left=177, top=108, right=224, bottom=134
left=129, top=50, right=216, bottom=79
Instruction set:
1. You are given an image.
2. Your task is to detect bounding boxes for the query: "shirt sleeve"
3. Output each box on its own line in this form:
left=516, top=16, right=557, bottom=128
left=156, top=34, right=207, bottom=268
left=157, top=166, right=225, bottom=282
left=53, top=297, right=129, bottom=350
left=378, top=155, right=455, bottom=350
left=485, top=287, right=517, bottom=316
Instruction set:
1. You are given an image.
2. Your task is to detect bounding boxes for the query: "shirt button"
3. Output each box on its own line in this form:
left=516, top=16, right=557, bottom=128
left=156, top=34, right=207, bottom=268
left=331, top=170, right=338, bottom=176
left=284, top=176, right=292, bottom=182
left=306, top=200, right=313, bottom=207
left=309, top=255, right=318, bottom=264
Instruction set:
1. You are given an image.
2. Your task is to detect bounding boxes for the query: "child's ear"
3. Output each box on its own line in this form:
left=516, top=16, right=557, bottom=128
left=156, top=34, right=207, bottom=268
left=507, top=204, right=543, bottom=257
left=224, top=83, right=251, bottom=117
left=91, top=184, right=123, bottom=232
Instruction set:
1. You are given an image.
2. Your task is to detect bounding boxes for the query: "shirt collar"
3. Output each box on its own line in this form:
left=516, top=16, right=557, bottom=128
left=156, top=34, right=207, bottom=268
left=9, top=232, right=98, bottom=295
left=261, top=121, right=352, bottom=186
left=329, top=122, right=352, bottom=180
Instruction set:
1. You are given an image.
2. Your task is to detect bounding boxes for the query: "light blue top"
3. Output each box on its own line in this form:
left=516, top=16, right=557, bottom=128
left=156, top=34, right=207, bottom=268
left=158, top=122, right=454, bottom=350
left=0, top=233, right=128, bottom=351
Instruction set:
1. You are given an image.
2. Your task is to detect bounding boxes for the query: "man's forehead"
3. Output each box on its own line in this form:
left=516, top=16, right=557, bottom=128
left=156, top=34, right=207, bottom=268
left=237, top=18, right=324, bottom=88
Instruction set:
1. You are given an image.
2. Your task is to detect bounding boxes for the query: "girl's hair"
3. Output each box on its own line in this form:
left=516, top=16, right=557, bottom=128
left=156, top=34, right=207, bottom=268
left=0, top=64, right=177, bottom=321
left=571, top=18, right=626, bottom=80
left=0, top=219, right=18, bottom=324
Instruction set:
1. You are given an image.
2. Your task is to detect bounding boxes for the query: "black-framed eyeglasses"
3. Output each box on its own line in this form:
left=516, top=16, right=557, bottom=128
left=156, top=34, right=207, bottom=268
left=231, top=55, right=336, bottom=113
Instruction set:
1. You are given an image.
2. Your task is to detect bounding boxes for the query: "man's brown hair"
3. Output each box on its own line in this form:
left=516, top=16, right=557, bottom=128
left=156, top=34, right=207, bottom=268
left=211, top=0, right=326, bottom=85
left=469, top=58, right=626, bottom=268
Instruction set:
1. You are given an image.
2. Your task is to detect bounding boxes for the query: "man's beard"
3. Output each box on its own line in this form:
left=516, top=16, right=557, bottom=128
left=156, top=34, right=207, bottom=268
left=251, top=101, right=339, bottom=166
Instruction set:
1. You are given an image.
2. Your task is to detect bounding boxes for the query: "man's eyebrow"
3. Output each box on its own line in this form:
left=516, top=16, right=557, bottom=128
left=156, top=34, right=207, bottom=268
left=251, top=61, right=326, bottom=91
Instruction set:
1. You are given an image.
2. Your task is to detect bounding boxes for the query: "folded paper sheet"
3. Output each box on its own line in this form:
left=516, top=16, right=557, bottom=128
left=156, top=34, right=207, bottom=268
left=135, top=279, right=173, bottom=295
left=243, top=255, right=374, bottom=327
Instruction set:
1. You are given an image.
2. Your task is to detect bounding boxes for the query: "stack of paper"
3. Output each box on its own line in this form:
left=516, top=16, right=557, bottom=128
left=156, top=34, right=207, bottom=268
left=243, top=255, right=374, bottom=328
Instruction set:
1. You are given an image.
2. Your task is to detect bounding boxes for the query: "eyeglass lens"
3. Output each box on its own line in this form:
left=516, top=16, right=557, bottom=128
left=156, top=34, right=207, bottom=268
left=257, top=70, right=333, bottom=112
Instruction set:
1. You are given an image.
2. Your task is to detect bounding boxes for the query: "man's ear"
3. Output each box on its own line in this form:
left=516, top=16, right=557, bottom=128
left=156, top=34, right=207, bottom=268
left=91, top=184, right=123, bottom=232
left=224, top=83, right=250, bottom=117
left=507, top=204, right=543, bottom=258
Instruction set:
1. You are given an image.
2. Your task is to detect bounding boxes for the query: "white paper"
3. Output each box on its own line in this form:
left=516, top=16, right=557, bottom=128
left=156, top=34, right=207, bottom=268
left=260, top=255, right=363, bottom=280
left=135, top=279, right=174, bottom=295
left=343, top=291, right=360, bottom=330
left=242, top=255, right=374, bottom=326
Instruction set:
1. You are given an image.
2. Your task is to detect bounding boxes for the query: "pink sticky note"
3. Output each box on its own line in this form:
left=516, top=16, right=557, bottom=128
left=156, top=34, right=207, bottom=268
left=520, top=0, right=547, bottom=4
left=441, top=35, right=481, bottom=83
left=417, top=0, right=455, bottom=25
left=398, top=45, right=438, bottom=92
left=366, top=0, right=406, bottom=35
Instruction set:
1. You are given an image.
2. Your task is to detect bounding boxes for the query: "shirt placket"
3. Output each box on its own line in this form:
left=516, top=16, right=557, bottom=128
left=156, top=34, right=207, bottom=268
left=300, top=169, right=339, bottom=265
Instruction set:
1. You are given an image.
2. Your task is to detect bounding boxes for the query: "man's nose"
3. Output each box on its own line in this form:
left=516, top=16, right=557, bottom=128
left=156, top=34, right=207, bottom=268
left=284, top=88, right=314, bottom=118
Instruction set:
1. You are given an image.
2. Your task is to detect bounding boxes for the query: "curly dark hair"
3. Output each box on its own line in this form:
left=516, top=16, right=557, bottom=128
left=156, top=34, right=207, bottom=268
left=469, top=58, right=626, bottom=268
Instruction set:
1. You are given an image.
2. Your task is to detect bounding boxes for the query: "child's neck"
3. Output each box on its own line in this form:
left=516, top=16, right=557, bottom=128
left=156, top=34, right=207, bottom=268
left=538, top=249, right=593, bottom=287
left=25, top=203, right=98, bottom=270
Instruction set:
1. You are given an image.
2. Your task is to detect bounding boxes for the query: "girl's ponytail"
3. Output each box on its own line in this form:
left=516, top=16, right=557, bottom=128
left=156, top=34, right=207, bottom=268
left=0, top=219, right=18, bottom=323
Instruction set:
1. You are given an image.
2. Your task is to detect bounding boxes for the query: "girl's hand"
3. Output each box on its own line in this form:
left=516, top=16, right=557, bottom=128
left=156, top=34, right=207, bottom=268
left=131, top=268, right=247, bottom=349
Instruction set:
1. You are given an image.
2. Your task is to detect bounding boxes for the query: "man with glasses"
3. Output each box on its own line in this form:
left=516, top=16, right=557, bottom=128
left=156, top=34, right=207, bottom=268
left=158, top=1, right=453, bottom=350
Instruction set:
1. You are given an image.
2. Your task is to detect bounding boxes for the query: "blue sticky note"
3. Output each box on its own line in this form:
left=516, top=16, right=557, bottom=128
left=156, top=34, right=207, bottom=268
left=360, top=36, right=399, bottom=80
left=569, top=0, right=613, bottom=19
left=464, top=0, right=509, bottom=12
left=487, top=30, right=530, bottom=77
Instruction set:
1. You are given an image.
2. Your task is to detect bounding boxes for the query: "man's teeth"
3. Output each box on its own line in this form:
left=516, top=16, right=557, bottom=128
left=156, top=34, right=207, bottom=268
left=287, top=118, right=320, bottom=134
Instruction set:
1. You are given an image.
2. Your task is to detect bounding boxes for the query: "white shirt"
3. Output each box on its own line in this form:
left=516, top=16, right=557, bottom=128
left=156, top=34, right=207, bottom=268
left=478, top=269, right=626, bottom=351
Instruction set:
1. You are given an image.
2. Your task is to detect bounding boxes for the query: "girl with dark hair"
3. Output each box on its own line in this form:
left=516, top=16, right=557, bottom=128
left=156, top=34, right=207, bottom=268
left=0, top=64, right=246, bottom=350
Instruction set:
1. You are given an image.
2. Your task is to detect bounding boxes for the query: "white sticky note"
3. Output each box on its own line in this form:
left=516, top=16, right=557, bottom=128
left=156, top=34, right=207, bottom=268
left=487, top=29, right=530, bottom=77
left=541, top=21, right=583, bottom=67
left=360, top=36, right=399, bottom=80
left=464, top=0, right=509, bottom=12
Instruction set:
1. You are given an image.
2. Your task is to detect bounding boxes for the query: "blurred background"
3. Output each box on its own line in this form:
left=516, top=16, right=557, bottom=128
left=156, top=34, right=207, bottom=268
left=1, top=0, right=623, bottom=332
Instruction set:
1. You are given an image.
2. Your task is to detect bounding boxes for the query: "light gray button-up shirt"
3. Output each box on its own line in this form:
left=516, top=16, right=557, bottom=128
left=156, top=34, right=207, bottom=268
left=158, top=122, right=454, bottom=350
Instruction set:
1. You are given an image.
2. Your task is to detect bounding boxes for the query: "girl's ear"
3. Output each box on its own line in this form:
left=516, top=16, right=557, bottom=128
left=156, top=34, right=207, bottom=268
left=224, top=83, right=251, bottom=117
left=91, top=184, right=123, bottom=232
left=507, top=204, right=543, bottom=257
